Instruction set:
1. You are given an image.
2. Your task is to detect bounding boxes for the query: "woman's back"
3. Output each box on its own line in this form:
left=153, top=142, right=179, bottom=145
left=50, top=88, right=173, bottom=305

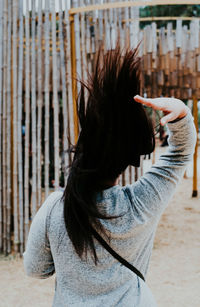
left=48, top=188, right=156, bottom=306
left=23, top=111, right=196, bottom=306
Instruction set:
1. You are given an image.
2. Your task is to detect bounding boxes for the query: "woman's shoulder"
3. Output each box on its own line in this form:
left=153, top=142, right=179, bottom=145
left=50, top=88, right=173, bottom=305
left=45, top=190, right=64, bottom=214
left=46, top=190, right=64, bottom=202
left=36, top=191, right=64, bottom=221
left=38, top=191, right=65, bottom=236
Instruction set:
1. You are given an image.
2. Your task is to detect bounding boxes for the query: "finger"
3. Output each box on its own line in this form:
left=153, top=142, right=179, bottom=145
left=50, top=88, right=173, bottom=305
left=160, top=112, right=176, bottom=126
left=134, top=95, right=152, bottom=104
left=134, top=95, right=163, bottom=110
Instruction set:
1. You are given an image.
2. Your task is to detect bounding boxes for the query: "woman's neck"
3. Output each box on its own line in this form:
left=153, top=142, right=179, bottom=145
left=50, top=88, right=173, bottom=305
left=101, top=177, right=120, bottom=189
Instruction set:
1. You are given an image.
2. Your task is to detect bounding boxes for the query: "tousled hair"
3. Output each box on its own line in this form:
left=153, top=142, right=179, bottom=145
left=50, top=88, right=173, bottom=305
left=62, top=42, right=155, bottom=263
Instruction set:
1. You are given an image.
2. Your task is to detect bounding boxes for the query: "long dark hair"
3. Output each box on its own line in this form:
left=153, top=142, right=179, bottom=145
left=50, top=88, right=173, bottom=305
left=62, top=42, right=155, bottom=263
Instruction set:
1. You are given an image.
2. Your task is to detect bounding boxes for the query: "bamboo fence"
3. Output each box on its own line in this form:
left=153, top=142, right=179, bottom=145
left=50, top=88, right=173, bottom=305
left=0, top=0, right=199, bottom=256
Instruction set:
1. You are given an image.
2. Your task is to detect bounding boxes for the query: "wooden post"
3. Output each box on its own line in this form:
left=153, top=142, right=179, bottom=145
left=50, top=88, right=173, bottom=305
left=192, top=97, right=198, bottom=197
left=70, top=14, right=79, bottom=144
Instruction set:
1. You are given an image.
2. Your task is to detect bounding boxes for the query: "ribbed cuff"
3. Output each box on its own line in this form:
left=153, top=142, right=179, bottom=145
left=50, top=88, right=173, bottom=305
left=166, top=111, right=193, bottom=130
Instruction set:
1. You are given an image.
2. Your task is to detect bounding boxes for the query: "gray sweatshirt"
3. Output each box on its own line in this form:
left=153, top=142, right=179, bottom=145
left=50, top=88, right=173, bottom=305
left=23, top=111, right=196, bottom=307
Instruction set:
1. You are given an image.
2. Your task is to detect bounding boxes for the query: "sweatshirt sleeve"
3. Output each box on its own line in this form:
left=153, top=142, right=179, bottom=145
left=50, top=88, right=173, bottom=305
left=123, top=110, right=197, bottom=220
left=23, top=191, right=62, bottom=279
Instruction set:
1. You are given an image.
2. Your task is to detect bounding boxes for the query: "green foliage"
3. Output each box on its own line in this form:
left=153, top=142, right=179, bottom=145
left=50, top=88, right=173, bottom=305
left=139, top=5, right=200, bottom=29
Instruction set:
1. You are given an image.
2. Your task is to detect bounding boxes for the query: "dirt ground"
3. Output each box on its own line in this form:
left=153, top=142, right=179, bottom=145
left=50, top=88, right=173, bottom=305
left=0, top=158, right=200, bottom=306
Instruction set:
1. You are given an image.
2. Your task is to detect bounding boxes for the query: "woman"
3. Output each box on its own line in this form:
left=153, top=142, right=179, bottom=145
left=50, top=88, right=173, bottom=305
left=23, top=44, right=196, bottom=306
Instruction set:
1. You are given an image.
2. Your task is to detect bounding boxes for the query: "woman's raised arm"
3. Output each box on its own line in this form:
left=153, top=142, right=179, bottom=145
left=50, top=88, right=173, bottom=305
left=123, top=96, right=197, bottom=220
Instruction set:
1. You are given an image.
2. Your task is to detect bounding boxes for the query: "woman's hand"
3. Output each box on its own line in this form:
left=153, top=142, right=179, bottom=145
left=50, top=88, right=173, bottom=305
left=134, top=95, right=189, bottom=126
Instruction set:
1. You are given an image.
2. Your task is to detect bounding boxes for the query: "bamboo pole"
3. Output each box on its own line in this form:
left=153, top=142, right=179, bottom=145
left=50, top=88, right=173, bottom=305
left=37, top=0, right=43, bottom=207
left=12, top=0, right=19, bottom=253
left=85, top=13, right=92, bottom=71
left=192, top=97, right=198, bottom=197
left=110, top=1, right=117, bottom=50
left=125, top=1, right=131, bottom=183
left=24, top=0, right=30, bottom=249
left=31, top=0, right=37, bottom=218
left=73, top=0, right=82, bottom=121
left=70, top=14, right=79, bottom=143
left=98, top=0, right=104, bottom=44
left=80, top=0, right=88, bottom=81
left=6, top=0, right=12, bottom=255
left=168, top=23, right=175, bottom=97
left=0, top=0, right=4, bottom=252
left=124, top=2, right=130, bottom=49
left=10, top=7, right=14, bottom=254
left=126, top=16, right=200, bottom=23
left=129, top=5, right=135, bottom=49
left=2, top=0, right=8, bottom=255
left=118, top=7, right=125, bottom=51
left=105, top=8, right=111, bottom=50
left=131, top=166, right=135, bottom=184
left=65, top=1, right=75, bottom=150
left=20, top=14, right=200, bottom=26
left=90, top=0, right=96, bottom=55
left=51, top=0, right=60, bottom=189
left=44, top=0, right=50, bottom=198
left=152, top=22, right=157, bottom=71
left=17, top=0, right=24, bottom=255
left=58, top=0, right=69, bottom=185
left=124, top=167, right=129, bottom=186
